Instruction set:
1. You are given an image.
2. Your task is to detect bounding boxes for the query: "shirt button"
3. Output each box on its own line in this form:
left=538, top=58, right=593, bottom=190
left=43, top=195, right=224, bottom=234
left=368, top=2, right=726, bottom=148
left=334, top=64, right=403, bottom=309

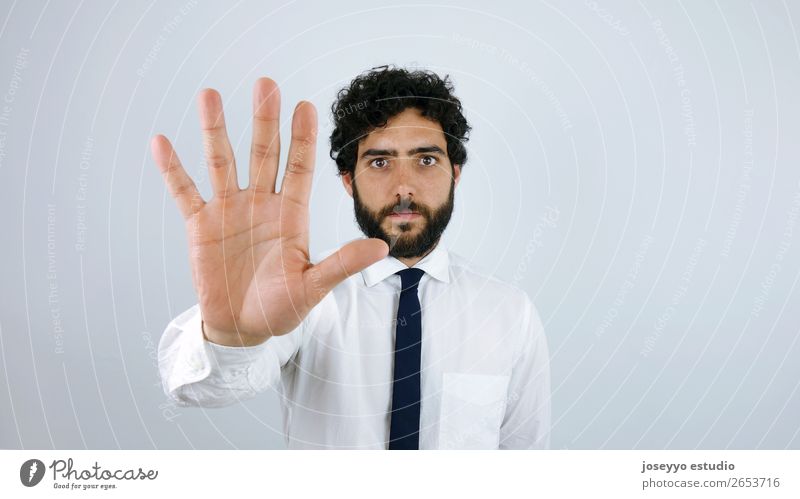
left=186, top=357, right=203, bottom=372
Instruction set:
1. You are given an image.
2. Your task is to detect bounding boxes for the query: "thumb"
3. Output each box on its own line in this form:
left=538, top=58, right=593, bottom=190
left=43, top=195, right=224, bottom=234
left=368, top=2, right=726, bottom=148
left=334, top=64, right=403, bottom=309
left=308, top=238, right=389, bottom=298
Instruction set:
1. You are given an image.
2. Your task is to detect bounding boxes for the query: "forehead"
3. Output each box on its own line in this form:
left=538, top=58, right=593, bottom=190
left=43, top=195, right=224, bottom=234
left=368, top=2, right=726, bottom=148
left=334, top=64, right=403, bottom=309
left=359, top=108, right=447, bottom=149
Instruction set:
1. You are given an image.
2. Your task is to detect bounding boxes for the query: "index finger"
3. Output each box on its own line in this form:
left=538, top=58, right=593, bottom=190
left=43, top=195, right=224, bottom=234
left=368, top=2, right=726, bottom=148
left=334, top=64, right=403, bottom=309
left=151, top=135, right=205, bottom=219
left=279, top=101, right=317, bottom=206
left=198, top=89, right=240, bottom=199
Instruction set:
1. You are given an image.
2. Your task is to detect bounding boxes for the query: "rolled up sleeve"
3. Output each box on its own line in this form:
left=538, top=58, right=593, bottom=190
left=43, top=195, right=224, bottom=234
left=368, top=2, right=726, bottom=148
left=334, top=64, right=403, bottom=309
left=157, top=304, right=303, bottom=408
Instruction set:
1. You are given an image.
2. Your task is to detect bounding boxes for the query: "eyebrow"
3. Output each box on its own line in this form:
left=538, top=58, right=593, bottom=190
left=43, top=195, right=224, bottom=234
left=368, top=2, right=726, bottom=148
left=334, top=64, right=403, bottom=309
left=360, top=144, right=446, bottom=159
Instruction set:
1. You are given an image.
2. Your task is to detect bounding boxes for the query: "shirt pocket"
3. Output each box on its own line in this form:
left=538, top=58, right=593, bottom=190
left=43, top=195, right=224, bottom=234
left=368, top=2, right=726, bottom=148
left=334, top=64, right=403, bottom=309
left=438, top=373, right=511, bottom=449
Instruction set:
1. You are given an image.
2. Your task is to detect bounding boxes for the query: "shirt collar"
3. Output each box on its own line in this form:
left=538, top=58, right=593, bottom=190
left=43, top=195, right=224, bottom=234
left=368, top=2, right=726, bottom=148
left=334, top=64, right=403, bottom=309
left=361, top=239, right=451, bottom=287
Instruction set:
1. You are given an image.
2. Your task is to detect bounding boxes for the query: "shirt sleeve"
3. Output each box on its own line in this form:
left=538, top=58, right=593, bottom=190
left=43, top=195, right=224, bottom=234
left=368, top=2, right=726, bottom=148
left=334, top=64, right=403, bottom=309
left=499, top=296, right=552, bottom=449
left=157, top=304, right=305, bottom=408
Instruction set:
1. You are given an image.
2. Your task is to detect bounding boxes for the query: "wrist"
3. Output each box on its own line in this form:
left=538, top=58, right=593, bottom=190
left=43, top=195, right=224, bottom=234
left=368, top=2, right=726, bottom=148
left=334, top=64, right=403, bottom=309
left=201, top=319, right=269, bottom=347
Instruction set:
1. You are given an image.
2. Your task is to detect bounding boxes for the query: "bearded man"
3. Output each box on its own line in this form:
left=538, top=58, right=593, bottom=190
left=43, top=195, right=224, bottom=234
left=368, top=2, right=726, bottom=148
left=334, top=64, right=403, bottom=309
left=153, top=66, right=550, bottom=450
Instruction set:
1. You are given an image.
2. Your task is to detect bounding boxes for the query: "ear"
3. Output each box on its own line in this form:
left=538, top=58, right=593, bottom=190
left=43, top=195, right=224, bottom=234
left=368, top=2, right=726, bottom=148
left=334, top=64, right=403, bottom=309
left=341, top=172, right=354, bottom=197
left=452, top=164, right=462, bottom=187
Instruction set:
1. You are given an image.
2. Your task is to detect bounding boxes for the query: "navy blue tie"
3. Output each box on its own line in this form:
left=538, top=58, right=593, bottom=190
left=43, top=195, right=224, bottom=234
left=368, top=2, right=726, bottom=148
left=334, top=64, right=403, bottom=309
left=388, top=267, right=425, bottom=450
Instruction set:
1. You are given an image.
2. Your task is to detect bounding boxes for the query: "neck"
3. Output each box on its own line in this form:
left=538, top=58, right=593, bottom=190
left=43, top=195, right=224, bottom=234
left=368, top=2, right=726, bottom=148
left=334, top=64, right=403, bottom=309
left=396, top=239, right=440, bottom=268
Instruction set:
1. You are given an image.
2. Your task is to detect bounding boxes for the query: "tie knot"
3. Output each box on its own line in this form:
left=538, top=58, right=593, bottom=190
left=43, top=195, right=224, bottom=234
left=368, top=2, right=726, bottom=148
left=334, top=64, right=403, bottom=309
left=396, top=268, right=425, bottom=291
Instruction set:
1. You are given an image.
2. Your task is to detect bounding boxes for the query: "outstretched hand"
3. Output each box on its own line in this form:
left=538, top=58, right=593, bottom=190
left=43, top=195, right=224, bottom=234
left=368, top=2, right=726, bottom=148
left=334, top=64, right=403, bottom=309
left=151, top=78, right=388, bottom=346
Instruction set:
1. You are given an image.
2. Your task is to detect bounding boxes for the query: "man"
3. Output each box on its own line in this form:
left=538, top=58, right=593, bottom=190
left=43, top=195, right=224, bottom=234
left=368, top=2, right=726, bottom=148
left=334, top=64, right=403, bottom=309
left=153, top=66, right=550, bottom=449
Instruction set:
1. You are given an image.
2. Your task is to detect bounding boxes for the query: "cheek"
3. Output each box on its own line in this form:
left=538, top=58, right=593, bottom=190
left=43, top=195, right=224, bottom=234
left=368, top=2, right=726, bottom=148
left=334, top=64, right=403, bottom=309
left=363, top=175, right=394, bottom=196
left=422, top=179, right=452, bottom=203
left=359, top=187, right=385, bottom=209
left=354, top=171, right=386, bottom=195
left=428, top=166, right=454, bottom=188
left=359, top=180, right=400, bottom=210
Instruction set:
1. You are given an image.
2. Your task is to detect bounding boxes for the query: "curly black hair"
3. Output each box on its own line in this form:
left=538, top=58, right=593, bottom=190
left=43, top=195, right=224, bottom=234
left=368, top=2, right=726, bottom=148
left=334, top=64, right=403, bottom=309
left=329, top=66, right=471, bottom=177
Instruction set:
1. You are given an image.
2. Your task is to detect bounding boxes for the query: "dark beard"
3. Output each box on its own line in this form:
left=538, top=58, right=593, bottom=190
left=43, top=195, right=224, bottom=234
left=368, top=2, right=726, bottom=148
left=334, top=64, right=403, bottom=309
left=352, top=179, right=455, bottom=258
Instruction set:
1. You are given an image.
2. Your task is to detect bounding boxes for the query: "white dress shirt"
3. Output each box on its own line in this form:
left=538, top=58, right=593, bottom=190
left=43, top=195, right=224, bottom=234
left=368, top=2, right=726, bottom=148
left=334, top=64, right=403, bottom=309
left=158, top=240, right=551, bottom=449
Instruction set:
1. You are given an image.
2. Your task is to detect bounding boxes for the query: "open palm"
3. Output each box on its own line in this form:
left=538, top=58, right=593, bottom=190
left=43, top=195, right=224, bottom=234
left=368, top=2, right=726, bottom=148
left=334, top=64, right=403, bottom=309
left=151, top=78, right=388, bottom=346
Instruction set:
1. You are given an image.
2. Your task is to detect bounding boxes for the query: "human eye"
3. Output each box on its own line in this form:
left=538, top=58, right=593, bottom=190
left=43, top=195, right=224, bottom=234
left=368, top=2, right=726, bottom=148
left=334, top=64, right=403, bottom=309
left=369, top=157, right=389, bottom=169
left=419, top=155, right=438, bottom=167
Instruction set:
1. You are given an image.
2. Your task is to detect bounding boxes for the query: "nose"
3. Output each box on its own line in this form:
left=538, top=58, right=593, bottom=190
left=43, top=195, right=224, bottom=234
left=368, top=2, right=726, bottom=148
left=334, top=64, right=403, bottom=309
left=391, top=158, right=416, bottom=198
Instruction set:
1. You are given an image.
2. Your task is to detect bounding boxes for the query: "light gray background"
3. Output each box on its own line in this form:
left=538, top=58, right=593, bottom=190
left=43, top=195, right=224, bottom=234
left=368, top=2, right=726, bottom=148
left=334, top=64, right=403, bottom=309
left=1, top=0, right=798, bottom=449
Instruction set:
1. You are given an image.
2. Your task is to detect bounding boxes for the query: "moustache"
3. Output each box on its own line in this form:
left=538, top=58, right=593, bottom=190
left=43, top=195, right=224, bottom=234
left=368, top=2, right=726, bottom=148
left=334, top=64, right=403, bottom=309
left=377, top=200, right=432, bottom=219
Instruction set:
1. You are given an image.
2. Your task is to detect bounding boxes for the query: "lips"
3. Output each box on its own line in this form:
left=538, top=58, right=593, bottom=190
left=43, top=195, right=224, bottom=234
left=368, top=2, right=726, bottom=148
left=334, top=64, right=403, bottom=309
left=389, top=212, right=420, bottom=220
